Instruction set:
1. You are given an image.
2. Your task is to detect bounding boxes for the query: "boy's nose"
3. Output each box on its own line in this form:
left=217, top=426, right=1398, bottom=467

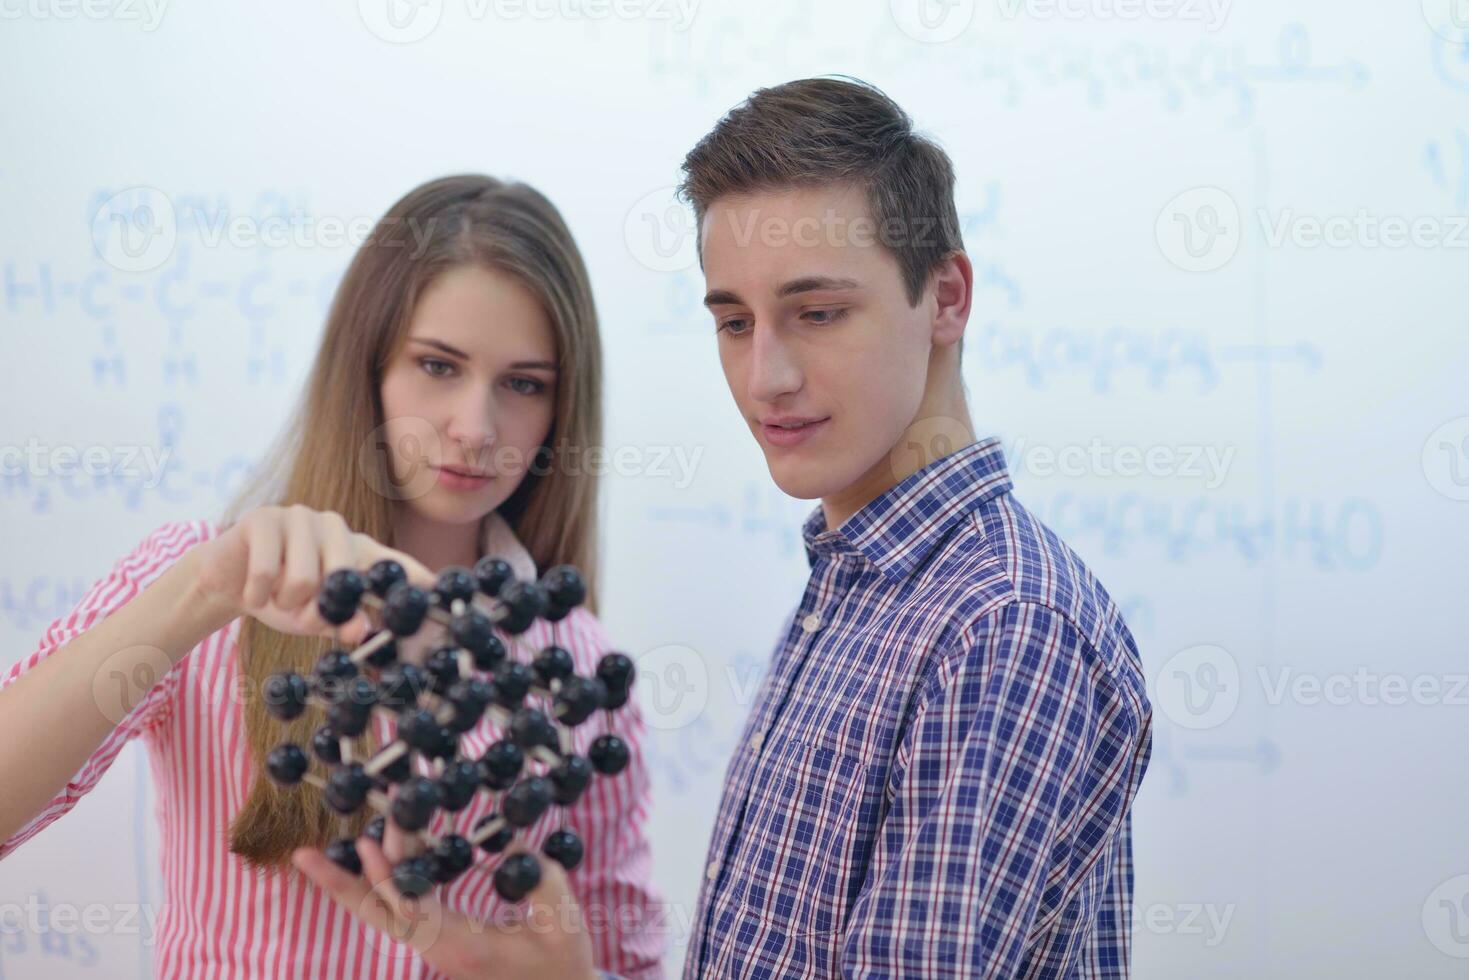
left=747, top=327, right=803, bottom=404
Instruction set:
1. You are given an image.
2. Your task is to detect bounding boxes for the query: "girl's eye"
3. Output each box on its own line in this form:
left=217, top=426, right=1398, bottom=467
left=505, top=376, right=548, bottom=396
left=803, top=307, right=849, bottom=325
left=717, top=317, right=751, bottom=336
left=419, top=356, right=456, bottom=378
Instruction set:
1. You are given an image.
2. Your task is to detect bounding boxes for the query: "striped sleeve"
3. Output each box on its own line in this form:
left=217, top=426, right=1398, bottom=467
left=840, top=601, right=1129, bottom=978
left=556, top=607, right=666, bottom=980
left=0, top=519, right=210, bottom=859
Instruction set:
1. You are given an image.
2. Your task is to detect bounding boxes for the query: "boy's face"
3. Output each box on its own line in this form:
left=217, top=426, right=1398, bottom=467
left=701, top=183, right=937, bottom=511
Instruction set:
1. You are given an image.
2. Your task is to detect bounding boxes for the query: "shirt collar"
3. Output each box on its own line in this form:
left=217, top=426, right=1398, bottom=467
left=801, top=435, right=1013, bottom=582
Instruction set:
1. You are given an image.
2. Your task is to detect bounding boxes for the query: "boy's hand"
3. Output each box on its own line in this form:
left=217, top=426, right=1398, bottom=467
left=293, top=837, right=598, bottom=980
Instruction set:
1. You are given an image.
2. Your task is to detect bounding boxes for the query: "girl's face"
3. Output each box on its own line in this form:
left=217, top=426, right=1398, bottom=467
left=378, top=263, right=559, bottom=527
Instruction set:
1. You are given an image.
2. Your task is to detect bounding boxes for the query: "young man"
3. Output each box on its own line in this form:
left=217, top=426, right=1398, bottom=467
left=675, top=76, right=1153, bottom=979
left=298, top=77, right=1151, bottom=980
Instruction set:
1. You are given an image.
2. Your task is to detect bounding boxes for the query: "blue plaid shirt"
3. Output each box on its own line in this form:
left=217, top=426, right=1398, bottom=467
left=683, top=437, right=1153, bottom=979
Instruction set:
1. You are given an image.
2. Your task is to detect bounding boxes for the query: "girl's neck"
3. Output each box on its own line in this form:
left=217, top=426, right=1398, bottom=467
left=392, top=507, right=483, bottom=571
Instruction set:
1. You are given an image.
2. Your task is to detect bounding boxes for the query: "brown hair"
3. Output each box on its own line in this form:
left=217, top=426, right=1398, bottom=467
left=677, top=75, right=964, bottom=306
left=221, top=174, right=604, bottom=868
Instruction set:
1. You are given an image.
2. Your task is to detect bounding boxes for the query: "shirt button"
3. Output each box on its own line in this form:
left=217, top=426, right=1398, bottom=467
left=802, top=612, right=823, bottom=633
left=749, top=731, right=764, bottom=752
left=706, top=861, right=720, bottom=881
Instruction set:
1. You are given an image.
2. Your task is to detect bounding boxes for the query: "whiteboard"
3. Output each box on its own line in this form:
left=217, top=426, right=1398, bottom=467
left=1, top=1, right=1466, bottom=976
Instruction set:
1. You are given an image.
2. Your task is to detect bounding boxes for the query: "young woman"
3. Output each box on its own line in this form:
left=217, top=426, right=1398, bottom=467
left=0, top=175, right=662, bottom=979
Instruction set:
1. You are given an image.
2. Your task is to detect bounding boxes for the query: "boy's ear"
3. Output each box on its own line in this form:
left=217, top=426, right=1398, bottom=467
left=929, top=251, right=973, bottom=349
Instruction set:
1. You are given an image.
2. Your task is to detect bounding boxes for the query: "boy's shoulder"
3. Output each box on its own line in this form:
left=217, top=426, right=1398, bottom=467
left=917, top=488, right=1143, bottom=686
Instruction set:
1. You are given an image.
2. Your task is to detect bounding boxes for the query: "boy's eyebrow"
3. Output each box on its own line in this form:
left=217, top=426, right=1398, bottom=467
left=408, top=337, right=558, bottom=372
left=703, top=275, right=862, bottom=308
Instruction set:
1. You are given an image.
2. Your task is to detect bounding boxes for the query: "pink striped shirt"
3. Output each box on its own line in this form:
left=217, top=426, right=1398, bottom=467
left=0, top=519, right=665, bottom=979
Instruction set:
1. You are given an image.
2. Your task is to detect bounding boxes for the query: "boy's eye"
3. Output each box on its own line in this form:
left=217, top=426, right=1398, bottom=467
left=802, top=307, right=849, bottom=325
left=717, top=317, right=751, bottom=336
left=505, top=376, right=548, bottom=396
left=419, top=356, right=456, bottom=378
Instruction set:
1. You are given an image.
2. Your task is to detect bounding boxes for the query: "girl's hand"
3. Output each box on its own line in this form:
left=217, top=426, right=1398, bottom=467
left=190, top=505, right=435, bottom=644
left=292, top=837, right=598, bottom=980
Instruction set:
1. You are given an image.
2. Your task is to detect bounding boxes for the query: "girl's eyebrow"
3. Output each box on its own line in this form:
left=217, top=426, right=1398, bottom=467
left=409, top=337, right=469, bottom=359
left=409, top=337, right=558, bottom=373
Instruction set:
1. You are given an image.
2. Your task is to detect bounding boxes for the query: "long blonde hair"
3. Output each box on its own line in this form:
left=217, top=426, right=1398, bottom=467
left=222, top=175, right=603, bottom=867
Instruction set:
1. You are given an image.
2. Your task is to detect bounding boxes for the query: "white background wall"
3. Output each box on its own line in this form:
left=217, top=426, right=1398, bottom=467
left=1, top=1, right=1466, bottom=976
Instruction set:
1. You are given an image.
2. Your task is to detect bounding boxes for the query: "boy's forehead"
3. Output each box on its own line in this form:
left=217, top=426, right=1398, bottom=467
left=698, top=183, right=893, bottom=292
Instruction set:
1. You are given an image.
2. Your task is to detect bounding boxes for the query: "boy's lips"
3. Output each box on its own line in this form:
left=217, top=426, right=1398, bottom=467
left=759, top=415, right=832, bottom=448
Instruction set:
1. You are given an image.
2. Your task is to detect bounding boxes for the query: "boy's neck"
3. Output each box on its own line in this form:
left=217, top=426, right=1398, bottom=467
left=821, top=362, right=976, bottom=533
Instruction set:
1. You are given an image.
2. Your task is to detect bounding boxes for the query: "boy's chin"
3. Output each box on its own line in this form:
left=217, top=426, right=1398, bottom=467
left=762, top=455, right=850, bottom=503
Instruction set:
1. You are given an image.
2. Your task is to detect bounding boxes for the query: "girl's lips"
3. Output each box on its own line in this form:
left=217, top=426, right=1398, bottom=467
left=760, top=417, right=831, bottom=448
left=435, top=466, right=492, bottom=491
